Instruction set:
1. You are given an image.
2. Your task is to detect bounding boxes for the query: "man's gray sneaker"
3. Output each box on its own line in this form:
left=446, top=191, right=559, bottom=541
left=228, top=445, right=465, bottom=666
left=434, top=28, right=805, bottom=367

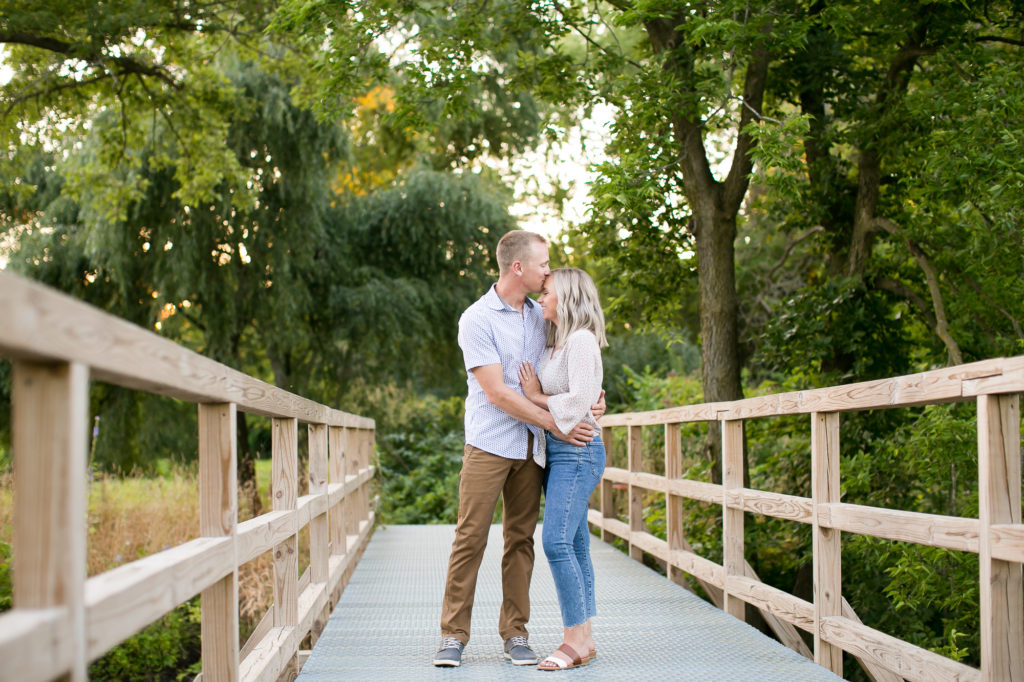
left=503, top=636, right=538, bottom=665
left=433, top=637, right=465, bottom=667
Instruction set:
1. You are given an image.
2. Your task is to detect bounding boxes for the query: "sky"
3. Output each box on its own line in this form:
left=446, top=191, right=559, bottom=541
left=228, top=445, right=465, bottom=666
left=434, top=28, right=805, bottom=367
left=504, top=105, right=614, bottom=240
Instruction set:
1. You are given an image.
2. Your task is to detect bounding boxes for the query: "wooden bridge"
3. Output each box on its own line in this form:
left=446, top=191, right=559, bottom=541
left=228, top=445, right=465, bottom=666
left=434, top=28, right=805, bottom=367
left=1, top=270, right=1022, bottom=681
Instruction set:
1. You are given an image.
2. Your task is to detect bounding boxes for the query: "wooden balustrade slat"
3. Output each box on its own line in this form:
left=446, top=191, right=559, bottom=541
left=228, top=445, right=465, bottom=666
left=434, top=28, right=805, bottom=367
left=818, top=502, right=979, bottom=553
left=328, top=427, right=348, bottom=558
left=627, top=425, right=645, bottom=561
left=990, top=523, right=1024, bottom=562
left=599, top=427, right=616, bottom=543
left=272, top=418, right=299, bottom=630
left=199, top=402, right=240, bottom=682
left=85, top=537, right=234, bottom=659
left=812, top=411, right=842, bottom=676
left=722, top=420, right=745, bottom=621
left=724, top=489, right=813, bottom=524
left=12, top=361, right=89, bottom=682
left=0, top=608, right=72, bottom=682
left=978, top=394, right=1024, bottom=682
left=820, top=615, right=979, bottom=682
left=0, top=271, right=372, bottom=429
left=598, top=356, right=1017, bottom=428
left=665, top=423, right=688, bottom=588
left=725, top=575, right=815, bottom=632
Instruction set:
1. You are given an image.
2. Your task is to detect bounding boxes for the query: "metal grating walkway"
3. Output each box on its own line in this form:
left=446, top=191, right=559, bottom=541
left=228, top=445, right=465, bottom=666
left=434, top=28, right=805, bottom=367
left=298, top=525, right=844, bottom=681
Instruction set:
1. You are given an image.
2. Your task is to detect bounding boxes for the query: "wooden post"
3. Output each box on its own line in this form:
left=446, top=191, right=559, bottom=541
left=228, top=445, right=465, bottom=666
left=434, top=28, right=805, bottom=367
left=811, top=411, right=842, bottom=676
left=978, top=394, right=1023, bottom=682
left=272, top=417, right=298, bottom=628
left=199, top=403, right=239, bottom=682
left=308, top=423, right=329, bottom=584
left=12, top=361, right=89, bottom=682
left=346, top=428, right=359, bottom=537
left=665, top=423, right=687, bottom=586
left=357, top=429, right=370, bottom=525
left=722, top=419, right=745, bottom=621
left=628, top=425, right=644, bottom=561
left=600, top=426, right=615, bottom=542
left=328, top=426, right=347, bottom=557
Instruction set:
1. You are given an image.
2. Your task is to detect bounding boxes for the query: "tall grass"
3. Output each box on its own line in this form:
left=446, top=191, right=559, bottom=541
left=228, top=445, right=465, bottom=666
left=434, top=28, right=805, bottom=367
left=0, top=461, right=280, bottom=669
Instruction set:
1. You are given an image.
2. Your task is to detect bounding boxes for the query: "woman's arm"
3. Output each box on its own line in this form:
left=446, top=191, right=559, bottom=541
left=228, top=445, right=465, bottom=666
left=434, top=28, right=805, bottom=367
left=546, top=332, right=603, bottom=436
left=518, top=361, right=548, bottom=409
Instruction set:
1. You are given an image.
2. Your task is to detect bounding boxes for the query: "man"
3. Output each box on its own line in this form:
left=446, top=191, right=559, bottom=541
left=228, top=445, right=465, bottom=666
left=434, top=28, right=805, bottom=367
left=433, top=230, right=604, bottom=667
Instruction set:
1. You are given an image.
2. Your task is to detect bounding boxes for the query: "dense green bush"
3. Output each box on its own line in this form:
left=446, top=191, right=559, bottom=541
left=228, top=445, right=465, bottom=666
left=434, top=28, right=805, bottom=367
left=89, top=598, right=202, bottom=682
left=375, top=393, right=466, bottom=524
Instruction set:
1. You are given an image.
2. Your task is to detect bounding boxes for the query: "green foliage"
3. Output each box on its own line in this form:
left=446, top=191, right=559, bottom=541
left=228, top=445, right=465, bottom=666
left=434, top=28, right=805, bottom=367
left=0, top=540, right=11, bottom=612
left=374, top=391, right=466, bottom=524
left=88, top=598, right=201, bottom=682
left=754, top=277, right=916, bottom=386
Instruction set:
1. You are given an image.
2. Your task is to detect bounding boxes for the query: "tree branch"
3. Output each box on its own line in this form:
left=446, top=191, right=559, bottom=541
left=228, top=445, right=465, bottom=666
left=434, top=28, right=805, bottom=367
left=975, top=35, right=1024, bottom=47
left=876, top=218, right=963, bottom=365
left=0, top=31, right=182, bottom=89
left=552, top=1, right=644, bottom=70
left=723, top=24, right=772, bottom=213
left=767, top=225, right=825, bottom=280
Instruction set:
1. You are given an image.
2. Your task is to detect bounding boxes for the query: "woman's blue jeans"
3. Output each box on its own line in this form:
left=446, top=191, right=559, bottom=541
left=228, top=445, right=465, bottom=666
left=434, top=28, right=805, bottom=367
left=542, top=432, right=605, bottom=628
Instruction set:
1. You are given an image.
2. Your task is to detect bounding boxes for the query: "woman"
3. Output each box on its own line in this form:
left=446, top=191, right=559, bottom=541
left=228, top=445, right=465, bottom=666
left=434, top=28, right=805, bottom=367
left=518, top=267, right=607, bottom=671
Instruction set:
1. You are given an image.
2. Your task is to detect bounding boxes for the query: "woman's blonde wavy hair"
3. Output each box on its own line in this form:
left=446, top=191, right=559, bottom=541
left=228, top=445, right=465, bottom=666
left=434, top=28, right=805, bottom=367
left=545, top=267, right=608, bottom=349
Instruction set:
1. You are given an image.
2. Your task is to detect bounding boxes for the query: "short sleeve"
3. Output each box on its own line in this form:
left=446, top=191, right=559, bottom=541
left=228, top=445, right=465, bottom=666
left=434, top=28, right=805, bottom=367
left=458, top=309, right=501, bottom=371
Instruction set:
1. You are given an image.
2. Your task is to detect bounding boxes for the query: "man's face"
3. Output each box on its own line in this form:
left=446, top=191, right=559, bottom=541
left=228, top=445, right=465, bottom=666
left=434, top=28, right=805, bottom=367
left=518, top=241, right=551, bottom=294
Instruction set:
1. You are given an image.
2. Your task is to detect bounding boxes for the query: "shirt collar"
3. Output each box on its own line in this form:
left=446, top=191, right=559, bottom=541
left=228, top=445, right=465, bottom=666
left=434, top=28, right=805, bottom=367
left=485, top=283, right=535, bottom=311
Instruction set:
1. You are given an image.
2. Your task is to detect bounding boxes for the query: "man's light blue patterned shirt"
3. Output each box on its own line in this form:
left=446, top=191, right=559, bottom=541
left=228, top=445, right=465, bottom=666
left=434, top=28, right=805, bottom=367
left=458, top=284, right=546, bottom=464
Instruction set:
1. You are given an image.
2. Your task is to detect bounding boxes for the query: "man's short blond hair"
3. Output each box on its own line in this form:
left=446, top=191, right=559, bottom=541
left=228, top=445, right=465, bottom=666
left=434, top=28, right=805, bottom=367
left=496, top=230, right=547, bottom=274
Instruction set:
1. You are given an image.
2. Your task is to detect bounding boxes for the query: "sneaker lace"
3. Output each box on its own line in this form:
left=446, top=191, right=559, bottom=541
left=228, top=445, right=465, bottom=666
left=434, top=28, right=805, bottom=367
left=507, top=636, right=529, bottom=648
left=440, top=637, right=463, bottom=650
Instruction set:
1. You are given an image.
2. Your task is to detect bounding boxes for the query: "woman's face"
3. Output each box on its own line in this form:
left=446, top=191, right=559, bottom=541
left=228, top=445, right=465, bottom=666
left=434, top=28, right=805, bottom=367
left=538, top=277, right=559, bottom=325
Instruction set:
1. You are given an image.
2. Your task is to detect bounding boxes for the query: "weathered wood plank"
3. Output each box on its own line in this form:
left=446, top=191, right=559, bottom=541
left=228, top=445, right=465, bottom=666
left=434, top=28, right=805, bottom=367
left=272, top=418, right=299, bottom=629
left=723, top=420, right=745, bottom=621
left=628, top=425, right=645, bottom=561
left=600, top=358, right=1012, bottom=428
left=665, top=423, right=690, bottom=588
left=978, top=394, right=1024, bottom=682
left=0, top=608, right=73, bottom=681
left=990, top=523, right=1024, bottom=563
left=820, top=615, right=979, bottom=682
left=726, top=575, right=815, bottom=632
left=199, top=403, right=239, bottom=682
left=817, top=503, right=979, bottom=553
left=85, top=537, right=234, bottom=660
left=0, top=271, right=373, bottom=429
left=12, top=361, right=89, bottom=682
left=812, top=411, right=842, bottom=676
left=725, top=489, right=813, bottom=524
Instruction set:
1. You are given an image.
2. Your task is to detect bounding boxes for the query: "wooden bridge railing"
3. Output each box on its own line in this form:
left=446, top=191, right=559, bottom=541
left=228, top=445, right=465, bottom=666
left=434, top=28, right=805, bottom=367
left=594, top=357, right=1024, bottom=682
left=0, top=271, right=376, bottom=682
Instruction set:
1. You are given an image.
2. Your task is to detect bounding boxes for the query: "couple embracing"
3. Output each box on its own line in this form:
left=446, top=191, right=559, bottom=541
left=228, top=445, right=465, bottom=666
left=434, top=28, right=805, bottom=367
left=433, top=230, right=607, bottom=671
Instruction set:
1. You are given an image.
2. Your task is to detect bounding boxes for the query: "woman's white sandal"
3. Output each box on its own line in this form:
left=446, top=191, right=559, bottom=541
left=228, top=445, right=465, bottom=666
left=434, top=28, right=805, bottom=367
left=538, top=643, right=585, bottom=671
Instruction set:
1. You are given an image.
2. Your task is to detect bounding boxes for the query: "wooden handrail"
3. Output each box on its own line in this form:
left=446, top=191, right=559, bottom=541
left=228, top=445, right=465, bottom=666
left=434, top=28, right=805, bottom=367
left=0, top=271, right=376, bottom=682
left=593, top=356, right=1024, bottom=682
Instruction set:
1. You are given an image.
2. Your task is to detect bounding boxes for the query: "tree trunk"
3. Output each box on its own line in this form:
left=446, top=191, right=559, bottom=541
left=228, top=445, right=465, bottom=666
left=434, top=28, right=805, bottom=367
left=645, top=15, right=768, bottom=478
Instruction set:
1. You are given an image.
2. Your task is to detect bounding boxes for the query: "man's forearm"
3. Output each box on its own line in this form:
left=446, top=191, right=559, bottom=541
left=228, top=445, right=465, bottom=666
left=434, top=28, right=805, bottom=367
left=494, top=388, right=556, bottom=431
left=487, top=384, right=556, bottom=432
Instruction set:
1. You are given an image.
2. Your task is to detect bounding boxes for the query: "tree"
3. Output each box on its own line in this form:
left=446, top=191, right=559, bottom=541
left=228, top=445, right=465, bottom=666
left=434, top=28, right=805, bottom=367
left=2, top=17, right=517, bottom=483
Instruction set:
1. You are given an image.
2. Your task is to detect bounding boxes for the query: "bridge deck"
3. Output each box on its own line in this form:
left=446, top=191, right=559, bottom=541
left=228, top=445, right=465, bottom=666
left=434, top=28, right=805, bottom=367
left=298, top=525, right=842, bottom=681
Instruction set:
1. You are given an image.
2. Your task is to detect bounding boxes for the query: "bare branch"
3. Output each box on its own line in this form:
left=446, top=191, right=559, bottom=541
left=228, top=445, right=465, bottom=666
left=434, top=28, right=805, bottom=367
left=975, top=35, right=1024, bottom=47
left=767, top=225, right=824, bottom=280
left=552, top=1, right=644, bottom=70
left=876, top=218, right=963, bottom=365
